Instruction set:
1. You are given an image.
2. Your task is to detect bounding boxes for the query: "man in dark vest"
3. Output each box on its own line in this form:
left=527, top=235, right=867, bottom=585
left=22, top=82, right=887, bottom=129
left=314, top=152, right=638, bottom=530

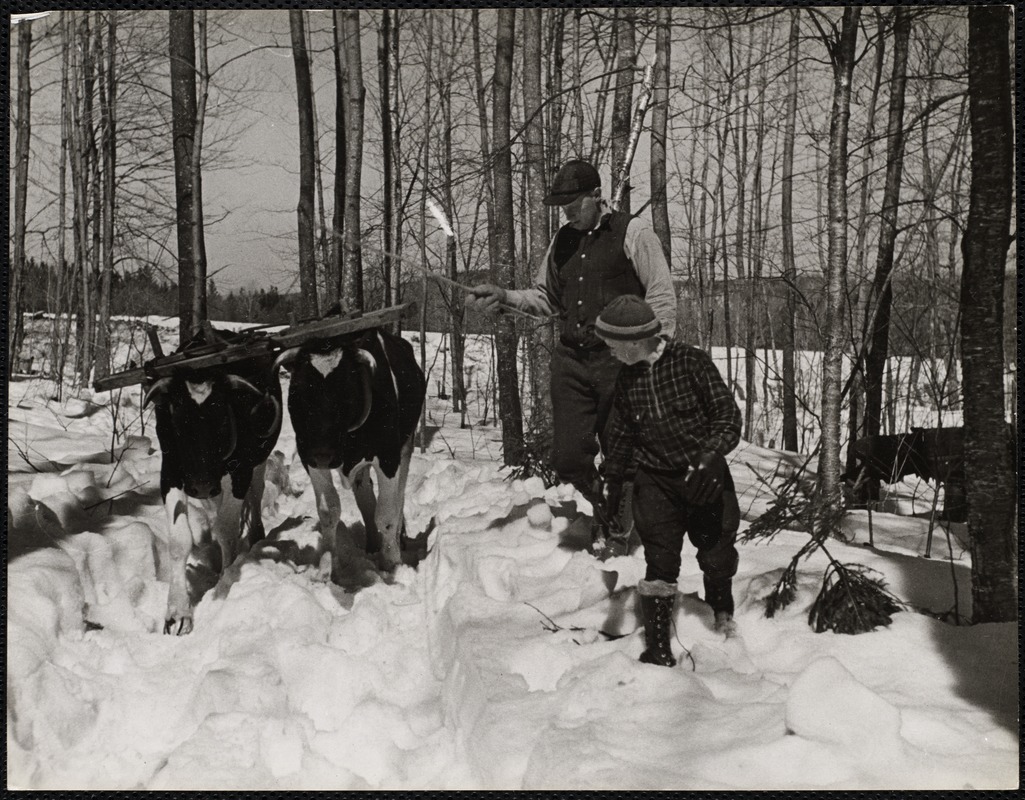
left=468, top=159, right=678, bottom=558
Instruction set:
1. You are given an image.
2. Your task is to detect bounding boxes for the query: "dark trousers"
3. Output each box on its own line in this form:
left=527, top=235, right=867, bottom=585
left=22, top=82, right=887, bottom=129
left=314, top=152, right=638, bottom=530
left=632, top=466, right=741, bottom=611
left=549, top=342, right=622, bottom=497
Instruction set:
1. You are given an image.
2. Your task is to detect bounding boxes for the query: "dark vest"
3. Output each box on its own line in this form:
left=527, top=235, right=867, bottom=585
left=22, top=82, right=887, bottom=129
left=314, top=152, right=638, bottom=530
left=551, top=211, right=644, bottom=349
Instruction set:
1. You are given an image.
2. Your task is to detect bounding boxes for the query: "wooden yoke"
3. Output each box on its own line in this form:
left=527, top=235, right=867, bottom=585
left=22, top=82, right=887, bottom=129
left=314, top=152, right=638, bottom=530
left=93, top=302, right=418, bottom=392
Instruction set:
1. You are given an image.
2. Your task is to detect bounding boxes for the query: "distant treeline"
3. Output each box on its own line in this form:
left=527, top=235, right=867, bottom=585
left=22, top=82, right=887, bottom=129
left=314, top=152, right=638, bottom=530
left=18, top=259, right=1013, bottom=358
left=19, top=260, right=304, bottom=326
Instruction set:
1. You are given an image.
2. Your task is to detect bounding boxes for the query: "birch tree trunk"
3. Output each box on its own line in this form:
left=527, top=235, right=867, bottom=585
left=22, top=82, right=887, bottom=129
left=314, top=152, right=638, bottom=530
left=817, top=7, right=860, bottom=513
left=523, top=8, right=553, bottom=433
left=330, top=10, right=346, bottom=305
left=340, top=9, right=365, bottom=312
left=609, top=9, right=636, bottom=212
left=493, top=9, right=525, bottom=466
left=290, top=9, right=319, bottom=318
left=9, top=19, right=33, bottom=376
left=961, top=5, right=1016, bottom=623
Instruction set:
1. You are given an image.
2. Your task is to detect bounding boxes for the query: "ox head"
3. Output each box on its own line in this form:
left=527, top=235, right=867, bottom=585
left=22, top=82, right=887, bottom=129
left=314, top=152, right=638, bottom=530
left=274, top=344, right=376, bottom=470
left=144, top=373, right=281, bottom=499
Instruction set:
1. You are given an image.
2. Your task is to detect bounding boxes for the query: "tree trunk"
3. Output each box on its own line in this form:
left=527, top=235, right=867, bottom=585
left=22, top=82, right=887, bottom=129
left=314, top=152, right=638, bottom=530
left=75, top=14, right=95, bottom=378
left=341, top=9, right=365, bottom=312
left=817, top=7, right=860, bottom=513
left=378, top=10, right=394, bottom=308
left=330, top=10, right=346, bottom=306
left=53, top=11, right=72, bottom=391
left=94, top=12, right=117, bottom=380
left=290, top=10, right=319, bottom=319
left=863, top=8, right=910, bottom=442
left=523, top=8, right=553, bottom=433
left=442, top=16, right=466, bottom=415
left=417, top=12, right=435, bottom=453
left=9, top=19, right=33, bottom=376
left=389, top=13, right=403, bottom=312
left=492, top=9, right=525, bottom=466
left=962, top=5, right=1016, bottom=623
left=609, top=9, right=636, bottom=212
left=571, top=10, right=585, bottom=156
left=190, top=11, right=209, bottom=329
left=650, top=8, right=672, bottom=266
left=169, top=10, right=199, bottom=340
left=845, top=10, right=888, bottom=481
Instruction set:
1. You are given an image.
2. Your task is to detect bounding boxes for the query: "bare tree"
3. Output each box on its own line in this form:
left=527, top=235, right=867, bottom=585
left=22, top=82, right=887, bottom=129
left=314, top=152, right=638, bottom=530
left=94, top=12, right=117, bottom=380
left=779, top=9, right=800, bottom=452
left=169, top=10, right=201, bottom=340
left=492, top=9, right=525, bottom=466
left=330, top=10, right=346, bottom=305
left=378, top=10, right=395, bottom=308
left=961, top=5, right=1016, bottom=623
left=862, top=8, right=911, bottom=446
left=522, top=9, right=553, bottom=433
left=290, top=9, right=319, bottom=318
left=650, top=8, right=672, bottom=265
left=340, top=9, right=365, bottom=311
left=816, top=7, right=860, bottom=511
left=609, top=9, right=637, bottom=211
left=9, top=18, right=33, bottom=375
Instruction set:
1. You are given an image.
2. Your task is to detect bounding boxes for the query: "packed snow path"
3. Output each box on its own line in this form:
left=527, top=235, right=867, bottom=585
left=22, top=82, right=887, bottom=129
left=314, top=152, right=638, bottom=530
left=7, top=375, right=1017, bottom=790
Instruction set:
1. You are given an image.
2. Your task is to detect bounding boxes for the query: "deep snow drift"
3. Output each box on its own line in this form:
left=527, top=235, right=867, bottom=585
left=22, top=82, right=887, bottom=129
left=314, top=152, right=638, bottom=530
left=6, top=330, right=1018, bottom=790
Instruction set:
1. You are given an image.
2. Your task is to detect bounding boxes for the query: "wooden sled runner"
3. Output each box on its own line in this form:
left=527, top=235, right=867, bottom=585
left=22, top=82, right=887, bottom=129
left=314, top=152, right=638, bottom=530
left=92, top=302, right=418, bottom=392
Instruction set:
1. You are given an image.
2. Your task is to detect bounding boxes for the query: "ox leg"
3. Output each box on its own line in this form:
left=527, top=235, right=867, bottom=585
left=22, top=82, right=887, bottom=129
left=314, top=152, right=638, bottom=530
left=214, top=475, right=246, bottom=577
left=350, top=466, right=379, bottom=553
left=374, top=436, right=415, bottom=571
left=163, top=488, right=199, bottom=635
left=241, top=462, right=267, bottom=551
left=309, top=467, right=341, bottom=571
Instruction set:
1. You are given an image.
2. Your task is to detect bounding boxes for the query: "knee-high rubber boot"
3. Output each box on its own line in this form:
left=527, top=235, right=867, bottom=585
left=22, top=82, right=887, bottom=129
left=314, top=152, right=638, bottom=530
left=638, top=579, right=677, bottom=667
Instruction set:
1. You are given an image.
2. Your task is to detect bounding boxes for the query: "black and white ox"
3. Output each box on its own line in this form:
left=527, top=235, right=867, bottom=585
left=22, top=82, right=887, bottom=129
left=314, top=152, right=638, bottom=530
left=272, top=327, right=425, bottom=573
left=144, top=334, right=282, bottom=635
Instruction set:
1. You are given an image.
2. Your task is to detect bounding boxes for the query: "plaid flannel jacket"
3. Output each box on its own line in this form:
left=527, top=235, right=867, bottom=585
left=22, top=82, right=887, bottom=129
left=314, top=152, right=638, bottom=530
left=604, top=340, right=742, bottom=483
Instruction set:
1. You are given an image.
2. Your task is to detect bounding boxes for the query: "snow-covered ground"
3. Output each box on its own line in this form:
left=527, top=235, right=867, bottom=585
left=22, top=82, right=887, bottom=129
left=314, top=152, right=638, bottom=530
left=6, top=331, right=1018, bottom=790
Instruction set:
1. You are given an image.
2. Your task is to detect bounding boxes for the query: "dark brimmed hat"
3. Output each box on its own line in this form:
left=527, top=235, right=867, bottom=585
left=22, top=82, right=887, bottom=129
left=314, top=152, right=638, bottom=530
left=595, top=295, right=662, bottom=341
left=543, top=159, right=601, bottom=206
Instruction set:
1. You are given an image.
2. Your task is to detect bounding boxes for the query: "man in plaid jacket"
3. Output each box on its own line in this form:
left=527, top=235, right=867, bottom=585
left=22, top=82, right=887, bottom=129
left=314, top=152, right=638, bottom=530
left=596, top=295, right=743, bottom=666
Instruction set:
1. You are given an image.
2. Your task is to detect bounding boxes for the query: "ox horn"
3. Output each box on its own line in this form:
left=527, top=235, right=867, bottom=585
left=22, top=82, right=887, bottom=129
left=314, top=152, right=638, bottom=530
left=347, top=349, right=376, bottom=433
left=272, top=347, right=301, bottom=374
left=256, top=394, right=282, bottom=440
left=143, top=377, right=174, bottom=408
left=225, top=374, right=264, bottom=400
left=226, top=375, right=281, bottom=440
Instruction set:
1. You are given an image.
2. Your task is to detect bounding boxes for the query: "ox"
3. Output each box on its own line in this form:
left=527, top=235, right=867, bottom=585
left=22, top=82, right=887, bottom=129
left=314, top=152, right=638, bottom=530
left=273, top=327, right=425, bottom=574
left=144, top=332, right=282, bottom=634
left=846, top=426, right=967, bottom=522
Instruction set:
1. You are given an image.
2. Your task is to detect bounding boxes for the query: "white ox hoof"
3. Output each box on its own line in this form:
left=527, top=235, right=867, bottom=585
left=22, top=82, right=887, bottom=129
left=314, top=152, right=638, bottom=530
left=164, top=614, right=194, bottom=636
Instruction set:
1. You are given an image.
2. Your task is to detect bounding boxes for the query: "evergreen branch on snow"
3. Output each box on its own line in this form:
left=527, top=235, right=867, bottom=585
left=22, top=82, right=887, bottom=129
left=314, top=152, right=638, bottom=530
left=744, top=464, right=905, bottom=634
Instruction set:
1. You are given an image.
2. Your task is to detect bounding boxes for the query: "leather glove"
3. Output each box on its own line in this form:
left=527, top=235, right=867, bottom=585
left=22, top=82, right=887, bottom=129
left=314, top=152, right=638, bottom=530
left=683, top=451, right=727, bottom=506
left=466, top=284, right=508, bottom=316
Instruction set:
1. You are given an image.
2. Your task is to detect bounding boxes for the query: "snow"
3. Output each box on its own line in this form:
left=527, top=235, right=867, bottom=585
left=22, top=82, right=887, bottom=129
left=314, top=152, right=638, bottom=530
left=6, top=331, right=1018, bottom=790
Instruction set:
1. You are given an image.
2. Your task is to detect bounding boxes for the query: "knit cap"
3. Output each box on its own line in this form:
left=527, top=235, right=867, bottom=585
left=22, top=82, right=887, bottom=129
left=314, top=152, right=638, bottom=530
left=594, top=295, right=662, bottom=341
